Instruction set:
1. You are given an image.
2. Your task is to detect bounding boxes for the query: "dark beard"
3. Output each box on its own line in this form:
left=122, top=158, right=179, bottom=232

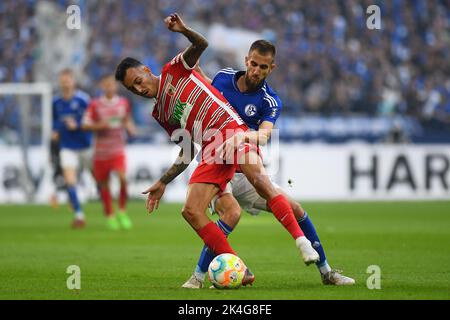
left=244, top=75, right=262, bottom=92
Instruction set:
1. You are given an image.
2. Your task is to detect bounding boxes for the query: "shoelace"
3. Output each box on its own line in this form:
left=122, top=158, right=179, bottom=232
left=331, top=269, right=344, bottom=275
left=323, top=269, right=343, bottom=280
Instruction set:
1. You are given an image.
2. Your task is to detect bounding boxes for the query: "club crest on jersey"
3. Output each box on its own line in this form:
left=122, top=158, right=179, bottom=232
left=166, top=84, right=176, bottom=96
left=245, top=104, right=257, bottom=117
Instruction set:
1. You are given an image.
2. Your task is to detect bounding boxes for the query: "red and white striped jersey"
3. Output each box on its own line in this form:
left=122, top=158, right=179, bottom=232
left=153, top=53, right=245, bottom=145
left=84, top=95, right=131, bottom=160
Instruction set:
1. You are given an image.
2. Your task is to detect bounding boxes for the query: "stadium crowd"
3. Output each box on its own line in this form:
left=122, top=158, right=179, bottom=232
left=1, top=0, right=449, bottom=143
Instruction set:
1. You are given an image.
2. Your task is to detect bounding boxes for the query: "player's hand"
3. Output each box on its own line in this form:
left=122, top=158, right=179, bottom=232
left=98, top=121, right=110, bottom=130
left=142, top=181, right=166, bottom=214
left=218, top=131, right=246, bottom=160
left=127, top=125, right=138, bottom=137
left=51, top=131, right=59, bottom=141
left=64, top=117, right=78, bottom=131
left=164, top=13, right=187, bottom=33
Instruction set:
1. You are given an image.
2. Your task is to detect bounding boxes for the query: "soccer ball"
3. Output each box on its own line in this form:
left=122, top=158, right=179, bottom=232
left=208, top=253, right=246, bottom=289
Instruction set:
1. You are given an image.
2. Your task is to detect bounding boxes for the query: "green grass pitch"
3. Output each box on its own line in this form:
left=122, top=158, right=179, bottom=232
left=0, top=201, right=449, bottom=300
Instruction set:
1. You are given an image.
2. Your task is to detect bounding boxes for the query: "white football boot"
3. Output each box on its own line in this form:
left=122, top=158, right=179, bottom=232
left=181, top=274, right=204, bottom=289
left=321, top=270, right=356, bottom=286
left=295, top=236, right=320, bottom=265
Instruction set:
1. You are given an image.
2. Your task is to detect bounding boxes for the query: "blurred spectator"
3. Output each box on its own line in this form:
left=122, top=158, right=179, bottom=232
left=382, top=121, right=411, bottom=144
left=0, top=1, right=36, bottom=82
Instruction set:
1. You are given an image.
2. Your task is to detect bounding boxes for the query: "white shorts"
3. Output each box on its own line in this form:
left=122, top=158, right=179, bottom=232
left=60, top=148, right=92, bottom=171
left=210, top=173, right=280, bottom=216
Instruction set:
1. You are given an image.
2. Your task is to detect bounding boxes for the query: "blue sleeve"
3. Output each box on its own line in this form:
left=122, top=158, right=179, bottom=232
left=211, top=68, right=234, bottom=89
left=80, top=93, right=90, bottom=110
left=211, top=73, right=220, bottom=87
left=261, top=94, right=282, bottom=125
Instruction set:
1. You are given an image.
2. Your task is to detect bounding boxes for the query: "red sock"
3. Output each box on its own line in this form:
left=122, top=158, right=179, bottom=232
left=268, top=194, right=304, bottom=239
left=99, top=187, right=113, bottom=217
left=197, top=222, right=236, bottom=255
left=119, top=182, right=127, bottom=211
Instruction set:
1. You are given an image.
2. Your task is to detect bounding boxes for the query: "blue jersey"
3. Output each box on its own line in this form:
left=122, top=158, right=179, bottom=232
left=211, top=68, right=282, bottom=130
left=52, top=90, right=92, bottom=150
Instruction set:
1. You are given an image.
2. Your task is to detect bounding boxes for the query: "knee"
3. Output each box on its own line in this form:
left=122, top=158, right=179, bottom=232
left=181, top=205, right=199, bottom=223
left=98, top=180, right=109, bottom=189
left=249, top=173, right=264, bottom=189
left=64, top=178, right=76, bottom=188
left=250, top=174, right=276, bottom=199
left=64, top=175, right=76, bottom=186
left=220, top=206, right=241, bottom=228
left=118, top=173, right=127, bottom=185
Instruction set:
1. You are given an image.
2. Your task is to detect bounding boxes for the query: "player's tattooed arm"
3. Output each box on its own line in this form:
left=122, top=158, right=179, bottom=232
left=181, top=29, right=208, bottom=68
left=164, top=13, right=208, bottom=68
left=142, top=142, right=196, bottom=213
left=159, top=142, right=197, bottom=185
left=159, top=157, right=188, bottom=185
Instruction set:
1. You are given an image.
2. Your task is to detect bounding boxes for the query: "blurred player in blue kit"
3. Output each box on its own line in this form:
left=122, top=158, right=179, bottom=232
left=180, top=40, right=355, bottom=287
left=51, top=69, right=92, bottom=228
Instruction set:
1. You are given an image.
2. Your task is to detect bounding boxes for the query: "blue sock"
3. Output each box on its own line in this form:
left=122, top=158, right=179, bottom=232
left=297, top=212, right=331, bottom=273
left=67, top=185, right=82, bottom=215
left=196, top=220, right=233, bottom=275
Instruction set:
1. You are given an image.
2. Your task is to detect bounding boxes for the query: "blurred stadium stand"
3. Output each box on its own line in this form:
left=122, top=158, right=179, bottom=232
left=1, top=0, right=449, bottom=145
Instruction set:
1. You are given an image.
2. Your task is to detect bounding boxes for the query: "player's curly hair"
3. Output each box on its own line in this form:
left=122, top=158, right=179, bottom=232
left=115, top=57, right=143, bottom=82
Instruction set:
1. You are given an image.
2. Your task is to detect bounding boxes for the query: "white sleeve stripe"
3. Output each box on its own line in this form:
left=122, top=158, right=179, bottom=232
left=262, top=85, right=277, bottom=104
left=265, top=94, right=278, bottom=107
left=262, top=88, right=277, bottom=107
left=263, top=97, right=272, bottom=107
left=216, top=70, right=236, bottom=75
left=263, top=97, right=275, bottom=108
left=213, top=70, right=236, bottom=79
left=262, top=85, right=278, bottom=106
left=264, top=94, right=276, bottom=106
left=179, top=53, right=195, bottom=70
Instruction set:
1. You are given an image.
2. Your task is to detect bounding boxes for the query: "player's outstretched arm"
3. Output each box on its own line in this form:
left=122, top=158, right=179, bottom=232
left=124, top=115, right=137, bottom=137
left=218, top=121, right=274, bottom=159
left=142, top=142, right=197, bottom=213
left=81, top=121, right=109, bottom=131
left=164, top=13, right=208, bottom=68
left=51, top=131, right=59, bottom=141
left=252, top=121, right=274, bottom=146
left=160, top=142, right=197, bottom=185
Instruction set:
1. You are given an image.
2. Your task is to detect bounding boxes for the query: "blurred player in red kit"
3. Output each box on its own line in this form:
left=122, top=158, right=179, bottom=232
left=83, top=74, right=137, bottom=230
